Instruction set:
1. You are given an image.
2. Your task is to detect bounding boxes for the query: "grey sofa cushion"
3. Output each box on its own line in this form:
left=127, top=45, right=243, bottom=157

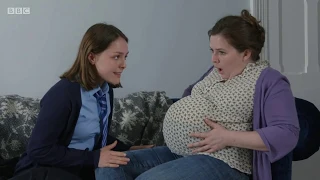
left=0, top=95, right=40, bottom=161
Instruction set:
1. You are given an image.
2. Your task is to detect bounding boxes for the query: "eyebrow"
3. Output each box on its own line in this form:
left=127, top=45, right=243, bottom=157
left=210, top=48, right=225, bottom=51
left=113, top=51, right=129, bottom=55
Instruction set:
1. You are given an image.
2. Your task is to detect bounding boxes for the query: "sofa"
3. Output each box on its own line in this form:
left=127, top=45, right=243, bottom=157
left=0, top=92, right=172, bottom=179
left=1, top=92, right=320, bottom=180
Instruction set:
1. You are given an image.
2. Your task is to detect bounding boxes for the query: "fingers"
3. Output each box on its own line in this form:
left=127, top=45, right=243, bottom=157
left=110, top=152, right=130, bottom=162
left=192, top=145, right=211, bottom=153
left=187, top=140, right=207, bottom=148
left=105, top=141, right=117, bottom=150
left=205, top=148, right=218, bottom=153
left=204, top=119, right=218, bottom=129
left=105, top=163, right=120, bottom=168
left=189, top=132, right=208, bottom=138
left=110, top=151, right=127, bottom=157
left=109, top=151, right=130, bottom=163
left=99, top=143, right=132, bottom=168
left=108, top=157, right=130, bottom=165
left=100, top=151, right=130, bottom=168
left=106, top=152, right=130, bottom=167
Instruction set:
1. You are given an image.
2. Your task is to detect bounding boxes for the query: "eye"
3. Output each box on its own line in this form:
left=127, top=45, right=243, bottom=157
left=219, top=51, right=226, bottom=55
left=114, top=55, right=119, bottom=60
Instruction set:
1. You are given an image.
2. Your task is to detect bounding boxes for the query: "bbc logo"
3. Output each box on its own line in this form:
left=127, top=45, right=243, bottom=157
left=7, top=7, right=30, bottom=15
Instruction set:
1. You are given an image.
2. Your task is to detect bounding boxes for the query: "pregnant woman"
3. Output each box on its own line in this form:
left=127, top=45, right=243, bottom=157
left=95, top=9, right=300, bottom=180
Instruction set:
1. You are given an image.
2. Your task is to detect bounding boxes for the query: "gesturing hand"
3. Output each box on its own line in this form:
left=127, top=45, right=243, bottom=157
left=98, top=141, right=130, bottom=168
left=187, top=119, right=229, bottom=153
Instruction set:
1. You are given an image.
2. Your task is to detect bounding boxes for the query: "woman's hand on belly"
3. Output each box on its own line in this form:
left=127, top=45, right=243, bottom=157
left=187, top=119, right=229, bottom=153
left=187, top=118, right=268, bottom=152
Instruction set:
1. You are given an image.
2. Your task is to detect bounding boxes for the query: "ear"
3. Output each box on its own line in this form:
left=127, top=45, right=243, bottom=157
left=88, top=52, right=96, bottom=65
left=242, top=49, right=252, bottom=62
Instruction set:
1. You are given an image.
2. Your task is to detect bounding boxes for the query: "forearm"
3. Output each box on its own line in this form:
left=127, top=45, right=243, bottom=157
left=226, top=130, right=268, bottom=151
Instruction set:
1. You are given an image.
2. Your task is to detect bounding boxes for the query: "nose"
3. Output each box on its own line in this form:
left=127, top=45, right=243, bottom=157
left=120, top=59, right=126, bottom=69
left=211, top=52, right=219, bottom=64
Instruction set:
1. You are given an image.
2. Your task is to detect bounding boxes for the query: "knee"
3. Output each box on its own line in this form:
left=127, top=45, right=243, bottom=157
left=136, top=172, right=164, bottom=180
left=95, top=168, right=107, bottom=180
left=95, top=167, right=124, bottom=180
left=135, top=167, right=175, bottom=180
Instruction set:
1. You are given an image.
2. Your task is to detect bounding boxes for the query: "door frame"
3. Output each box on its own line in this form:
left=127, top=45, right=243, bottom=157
left=250, top=0, right=269, bottom=61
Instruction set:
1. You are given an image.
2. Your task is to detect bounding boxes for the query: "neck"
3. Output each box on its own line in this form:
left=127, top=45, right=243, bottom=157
left=99, top=79, right=105, bottom=87
left=227, top=67, right=246, bottom=80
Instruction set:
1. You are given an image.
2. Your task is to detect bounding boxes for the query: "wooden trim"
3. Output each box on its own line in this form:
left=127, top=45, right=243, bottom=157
left=250, top=0, right=269, bottom=61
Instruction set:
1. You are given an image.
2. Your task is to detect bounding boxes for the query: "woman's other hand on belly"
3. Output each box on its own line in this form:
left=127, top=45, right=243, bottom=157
left=187, top=119, right=229, bottom=153
left=188, top=118, right=268, bottom=152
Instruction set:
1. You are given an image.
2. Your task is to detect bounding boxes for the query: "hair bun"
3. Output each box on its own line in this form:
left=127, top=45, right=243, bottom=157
left=241, top=10, right=260, bottom=27
left=241, top=9, right=265, bottom=41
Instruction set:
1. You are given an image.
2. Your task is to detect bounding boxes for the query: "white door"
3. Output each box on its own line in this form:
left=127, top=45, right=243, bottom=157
left=256, top=0, right=320, bottom=179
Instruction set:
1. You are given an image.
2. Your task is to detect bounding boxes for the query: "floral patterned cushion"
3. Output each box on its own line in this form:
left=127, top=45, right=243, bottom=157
left=109, top=91, right=172, bottom=146
left=0, top=92, right=172, bottom=161
left=0, top=95, right=40, bottom=162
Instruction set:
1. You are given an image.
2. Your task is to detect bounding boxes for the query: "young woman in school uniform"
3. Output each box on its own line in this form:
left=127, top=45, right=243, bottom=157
left=12, top=23, right=152, bottom=180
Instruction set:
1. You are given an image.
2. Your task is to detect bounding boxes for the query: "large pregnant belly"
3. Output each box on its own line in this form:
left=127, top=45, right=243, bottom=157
left=163, top=96, right=212, bottom=156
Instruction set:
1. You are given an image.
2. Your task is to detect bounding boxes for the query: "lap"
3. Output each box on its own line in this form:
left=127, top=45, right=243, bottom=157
left=95, top=146, right=250, bottom=180
left=95, top=146, right=181, bottom=180
left=136, top=154, right=250, bottom=180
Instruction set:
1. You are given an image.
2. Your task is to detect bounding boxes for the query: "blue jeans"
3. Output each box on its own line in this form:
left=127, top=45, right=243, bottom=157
left=95, top=146, right=250, bottom=180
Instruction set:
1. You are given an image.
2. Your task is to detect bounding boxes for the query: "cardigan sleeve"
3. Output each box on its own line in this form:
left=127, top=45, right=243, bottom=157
left=107, top=135, right=131, bottom=151
left=256, top=78, right=300, bottom=163
left=26, top=82, right=100, bottom=168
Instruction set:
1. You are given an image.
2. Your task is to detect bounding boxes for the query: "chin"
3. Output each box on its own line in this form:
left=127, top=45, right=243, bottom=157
left=109, top=80, right=122, bottom=88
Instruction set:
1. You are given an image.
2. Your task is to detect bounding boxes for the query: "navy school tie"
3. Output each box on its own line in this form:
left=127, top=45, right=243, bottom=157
left=94, top=90, right=108, bottom=147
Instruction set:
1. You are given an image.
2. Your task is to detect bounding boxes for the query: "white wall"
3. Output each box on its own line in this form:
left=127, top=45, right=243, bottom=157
left=0, top=0, right=249, bottom=98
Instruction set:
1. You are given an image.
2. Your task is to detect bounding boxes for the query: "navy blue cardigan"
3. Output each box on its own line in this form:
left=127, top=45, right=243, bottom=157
left=15, top=78, right=130, bottom=175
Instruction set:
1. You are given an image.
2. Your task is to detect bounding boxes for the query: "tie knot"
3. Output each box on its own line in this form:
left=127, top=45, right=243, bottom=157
left=94, top=89, right=105, bottom=99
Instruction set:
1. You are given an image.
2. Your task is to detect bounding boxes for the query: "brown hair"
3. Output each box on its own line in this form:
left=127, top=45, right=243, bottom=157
left=208, top=9, right=265, bottom=61
left=60, top=23, right=128, bottom=90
